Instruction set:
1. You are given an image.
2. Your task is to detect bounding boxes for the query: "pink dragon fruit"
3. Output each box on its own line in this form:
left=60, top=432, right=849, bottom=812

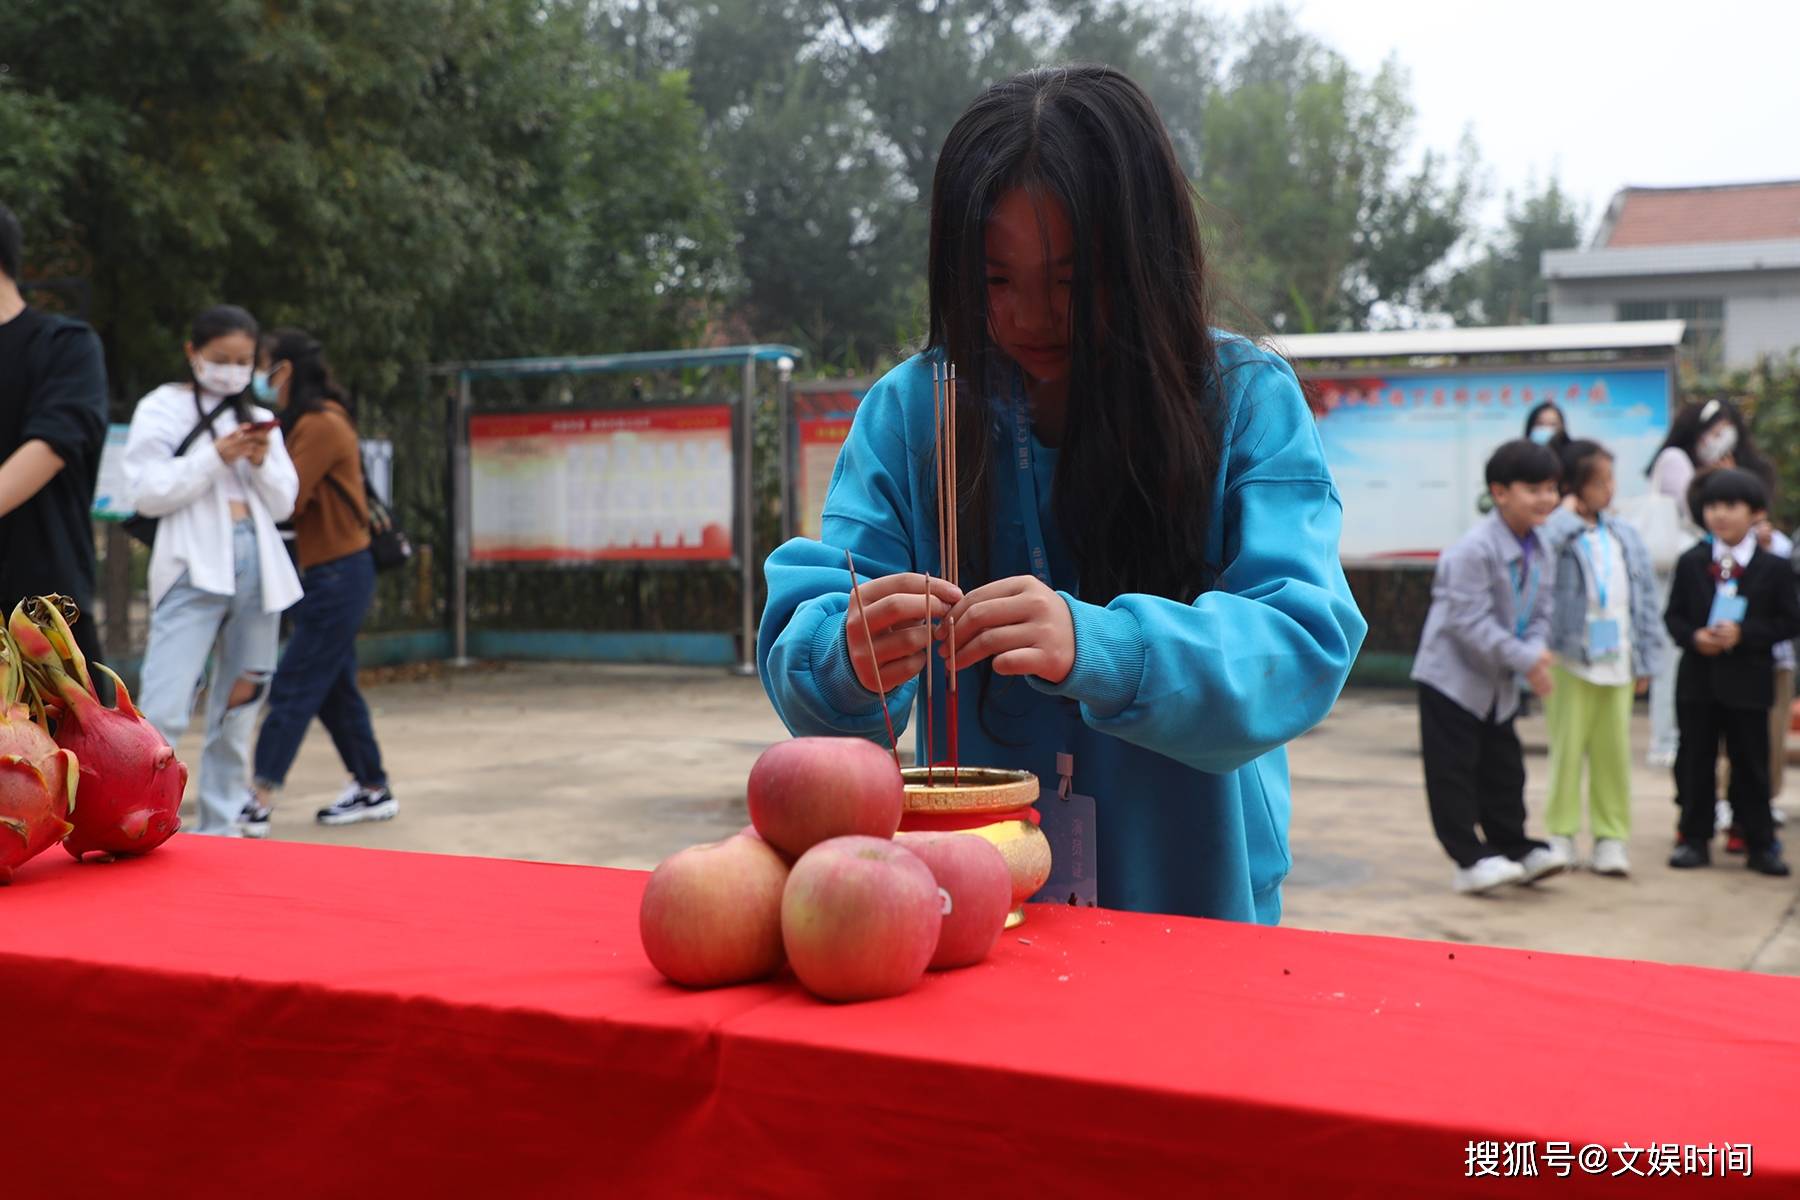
left=0, top=630, right=76, bottom=882
left=10, top=599, right=185, bottom=861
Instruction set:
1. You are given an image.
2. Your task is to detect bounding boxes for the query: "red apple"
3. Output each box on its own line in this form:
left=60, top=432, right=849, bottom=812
left=639, top=833, right=789, bottom=988
left=780, top=836, right=941, bottom=1002
left=746, top=737, right=903, bottom=860
left=896, top=832, right=1012, bottom=969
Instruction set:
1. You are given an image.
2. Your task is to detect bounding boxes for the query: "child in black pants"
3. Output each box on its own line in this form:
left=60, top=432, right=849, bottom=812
left=1666, top=468, right=1800, bottom=875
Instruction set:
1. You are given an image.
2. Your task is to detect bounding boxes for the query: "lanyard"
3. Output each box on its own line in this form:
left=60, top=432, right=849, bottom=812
left=1510, top=552, right=1540, bottom=640
left=1577, top=521, right=1611, bottom=610
left=1009, top=373, right=1053, bottom=587
left=1008, top=372, right=1083, bottom=794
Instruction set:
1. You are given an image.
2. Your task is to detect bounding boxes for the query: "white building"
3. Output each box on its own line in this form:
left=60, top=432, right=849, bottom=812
left=1543, top=180, right=1800, bottom=374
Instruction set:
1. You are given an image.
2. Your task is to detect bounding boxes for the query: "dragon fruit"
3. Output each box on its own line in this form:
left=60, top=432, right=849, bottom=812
left=10, top=598, right=185, bottom=861
left=0, top=631, right=76, bottom=882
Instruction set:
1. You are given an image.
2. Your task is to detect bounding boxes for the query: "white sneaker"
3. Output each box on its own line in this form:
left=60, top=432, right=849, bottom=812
left=1774, top=806, right=1787, bottom=828
left=1548, top=834, right=1580, bottom=869
left=1453, top=855, right=1528, bottom=894
left=1516, top=843, right=1571, bottom=884
left=1647, top=749, right=1677, bottom=769
left=1716, top=799, right=1734, bottom=832
left=1590, top=838, right=1630, bottom=876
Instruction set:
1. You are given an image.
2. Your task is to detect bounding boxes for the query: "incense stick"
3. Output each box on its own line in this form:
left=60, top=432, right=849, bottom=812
left=845, top=549, right=901, bottom=769
left=945, top=362, right=960, bottom=785
left=923, top=572, right=935, bottom=786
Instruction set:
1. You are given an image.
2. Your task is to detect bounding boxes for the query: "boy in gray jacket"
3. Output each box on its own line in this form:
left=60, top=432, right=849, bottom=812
left=1413, top=440, right=1573, bottom=893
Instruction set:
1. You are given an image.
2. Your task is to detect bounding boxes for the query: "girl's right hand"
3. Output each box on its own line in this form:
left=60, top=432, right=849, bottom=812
left=215, top=428, right=258, bottom=464
left=845, top=572, right=963, bottom=694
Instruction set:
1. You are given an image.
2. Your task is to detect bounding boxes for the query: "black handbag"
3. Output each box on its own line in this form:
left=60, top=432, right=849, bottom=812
left=123, top=394, right=237, bottom=548
left=325, top=471, right=413, bottom=572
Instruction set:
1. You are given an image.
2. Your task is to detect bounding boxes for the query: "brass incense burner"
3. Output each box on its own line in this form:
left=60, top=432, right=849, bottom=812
left=900, top=767, right=1050, bottom=929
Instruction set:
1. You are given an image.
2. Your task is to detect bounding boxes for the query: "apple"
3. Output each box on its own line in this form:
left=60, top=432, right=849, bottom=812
left=746, top=737, right=903, bottom=860
left=896, top=832, right=1012, bottom=969
left=639, top=833, right=789, bottom=988
left=780, top=836, right=941, bottom=1002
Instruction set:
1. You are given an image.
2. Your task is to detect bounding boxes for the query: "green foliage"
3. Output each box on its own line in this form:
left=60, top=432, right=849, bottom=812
left=0, top=0, right=731, bottom=406
left=1724, top=353, right=1800, bottom=529
left=1444, top=177, right=1585, bottom=326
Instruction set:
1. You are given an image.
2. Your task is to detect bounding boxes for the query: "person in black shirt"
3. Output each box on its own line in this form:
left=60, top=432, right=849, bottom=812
left=0, top=204, right=109, bottom=665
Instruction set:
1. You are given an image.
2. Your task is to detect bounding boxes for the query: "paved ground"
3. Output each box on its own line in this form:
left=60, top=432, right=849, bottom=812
left=175, top=662, right=1800, bottom=976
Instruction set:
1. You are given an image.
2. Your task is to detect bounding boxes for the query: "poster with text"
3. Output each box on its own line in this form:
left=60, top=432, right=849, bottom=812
left=469, top=406, right=733, bottom=563
left=792, top=387, right=865, bottom=541
left=1309, top=365, right=1672, bottom=562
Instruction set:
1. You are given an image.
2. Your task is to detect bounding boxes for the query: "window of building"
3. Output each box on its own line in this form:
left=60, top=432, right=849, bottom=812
left=1617, top=298, right=1724, bottom=374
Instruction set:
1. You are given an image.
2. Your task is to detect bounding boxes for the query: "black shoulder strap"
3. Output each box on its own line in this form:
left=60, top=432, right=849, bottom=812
left=173, top=394, right=237, bottom=458
left=323, top=471, right=372, bottom=522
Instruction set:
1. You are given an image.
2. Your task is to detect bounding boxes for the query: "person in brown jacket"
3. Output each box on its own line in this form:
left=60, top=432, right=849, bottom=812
left=244, top=329, right=395, bottom=834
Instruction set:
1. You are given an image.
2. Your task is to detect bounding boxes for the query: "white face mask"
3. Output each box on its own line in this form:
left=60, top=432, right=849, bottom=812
left=192, top=358, right=252, bottom=397
left=1696, top=424, right=1738, bottom=466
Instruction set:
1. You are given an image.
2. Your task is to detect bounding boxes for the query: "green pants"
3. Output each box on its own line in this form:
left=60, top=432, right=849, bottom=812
left=1545, top=664, right=1635, bottom=840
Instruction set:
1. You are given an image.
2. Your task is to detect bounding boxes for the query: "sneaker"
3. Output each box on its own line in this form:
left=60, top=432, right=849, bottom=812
left=1725, top=828, right=1747, bottom=855
left=1453, top=855, right=1528, bottom=894
left=1669, top=843, right=1711, bottom=869
left=1747, top=848, right=1792, bottom=877
left=1590, top=838, right=1630, bottom=877
left=1547, top=834, right=1580, bottom=869
left=1516, top=843, right=1571, bottom=884
left=316, top=786, right=398, bottom=826
left=1773, top=806, right=1787, bottom=828
left=1647, top=749, right=1677, bottom=769
left=1716, top=799, right=1734, bottom=832
left=238, top=798, right=273, bottom=840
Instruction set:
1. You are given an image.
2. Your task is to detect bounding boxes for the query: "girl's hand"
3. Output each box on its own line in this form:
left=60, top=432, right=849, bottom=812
left=939, top=575, right=1075, bottom=684
left=1559, top=494, right=1580, bottom=513
left=245, top=432, right=271, bottom=467
left=1756, top=519, right=1774, bottom=549
left=215, top=428, right=257, bottom=464
left=844, top=572, right=963, bottom=694
left=1635, top=677, right=1650, bottom=696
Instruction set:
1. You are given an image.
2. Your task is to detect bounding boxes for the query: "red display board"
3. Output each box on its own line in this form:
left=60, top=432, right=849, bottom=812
left=789, top=385, right=865, bottom=542
left=8, top=835, right=1798, bottom=1196
left=469, top=405, right=734, bottom=563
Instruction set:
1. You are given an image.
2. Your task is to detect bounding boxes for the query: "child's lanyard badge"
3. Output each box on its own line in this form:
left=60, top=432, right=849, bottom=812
left=1010, top=377, right=1098, bottom=908
left=1578, top=522, right=1622, bottom=660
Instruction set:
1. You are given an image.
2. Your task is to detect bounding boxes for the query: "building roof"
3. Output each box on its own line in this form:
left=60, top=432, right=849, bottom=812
left=1270, top=321, right=1685, bottom=363
left=1597, top=181, right=1800, bottom=248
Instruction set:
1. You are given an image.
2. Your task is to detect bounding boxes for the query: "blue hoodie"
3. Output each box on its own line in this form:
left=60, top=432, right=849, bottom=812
left=757, top=336, right=1366, bottom=924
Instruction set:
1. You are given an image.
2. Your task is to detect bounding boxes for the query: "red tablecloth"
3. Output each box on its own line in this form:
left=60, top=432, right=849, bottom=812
left=5, top=835, right=1796, bottom=1197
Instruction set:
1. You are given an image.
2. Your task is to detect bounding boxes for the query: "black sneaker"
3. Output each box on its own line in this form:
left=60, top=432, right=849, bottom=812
left=1747, top=849, right=1792, bottom=877
left=238, top=799, right=273, bottom=840
left=1668, top=843, right=1711, bottom=869
left=316, top=786, right=398, bottom=827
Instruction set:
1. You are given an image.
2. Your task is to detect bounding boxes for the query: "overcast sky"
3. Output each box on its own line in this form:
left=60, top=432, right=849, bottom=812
left=1209, top=0, right=1800, bottom=241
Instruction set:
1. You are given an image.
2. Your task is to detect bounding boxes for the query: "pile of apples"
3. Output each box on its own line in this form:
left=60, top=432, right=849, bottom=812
left=638, top=737, right=1013, bottom=1002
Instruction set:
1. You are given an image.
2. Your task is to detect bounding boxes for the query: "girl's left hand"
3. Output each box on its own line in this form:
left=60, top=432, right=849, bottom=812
left=939, top=575, right=1075, bottom=684
left=1635, top=676, right=1650, bottom=696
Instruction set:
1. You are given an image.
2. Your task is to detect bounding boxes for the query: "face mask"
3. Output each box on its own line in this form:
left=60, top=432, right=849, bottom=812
left=193, top=358, right=252, bottom=397
left=1696, top=424, right=1738, bottom=466
left=252, top=370, right=278, bottom=404
left=1529, top=425, right=1558, bottom=445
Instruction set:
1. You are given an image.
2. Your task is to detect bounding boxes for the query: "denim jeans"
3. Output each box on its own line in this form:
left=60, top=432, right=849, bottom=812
left=253, top=548, right=386, bottom=792
left=137, top=521, right=280, bottom=835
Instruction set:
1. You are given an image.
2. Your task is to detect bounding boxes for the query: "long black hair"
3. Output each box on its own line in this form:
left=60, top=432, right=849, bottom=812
left=1648, top=396, right=1773, bottom=492
left=188, top=304, right=259, bottom=424
left=264, top=327, right=352, bottom=437
left=928, top=65, right=1224, bottom=606
left=1523, top=401, right=1569, bottom=451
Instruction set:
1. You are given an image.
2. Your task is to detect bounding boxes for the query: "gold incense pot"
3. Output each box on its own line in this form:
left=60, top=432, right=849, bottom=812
left=900, top=767, right=1050, bottom=929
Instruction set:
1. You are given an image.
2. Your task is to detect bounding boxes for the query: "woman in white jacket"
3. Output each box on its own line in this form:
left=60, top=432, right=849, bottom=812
left=123, top=305, right=302, bottom=835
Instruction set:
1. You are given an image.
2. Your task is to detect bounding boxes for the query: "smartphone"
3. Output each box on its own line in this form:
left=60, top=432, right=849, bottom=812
left=244, top=420, right=280, bottom=433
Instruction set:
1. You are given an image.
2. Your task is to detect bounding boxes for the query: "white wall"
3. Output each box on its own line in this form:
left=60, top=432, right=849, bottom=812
left=1547, top=268, right=1800, bottom=368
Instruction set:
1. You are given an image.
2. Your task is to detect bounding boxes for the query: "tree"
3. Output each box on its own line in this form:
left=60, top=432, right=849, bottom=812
left=0, top=0, right=731, bottom=406
left=1194, top=9, right=1476, bottom=332
left=1444, top=177, right=1586, bottom=326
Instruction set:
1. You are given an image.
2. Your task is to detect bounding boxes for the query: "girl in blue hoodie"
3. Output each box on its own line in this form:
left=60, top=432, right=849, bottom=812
left=756, top=66, right=1367, bottom=925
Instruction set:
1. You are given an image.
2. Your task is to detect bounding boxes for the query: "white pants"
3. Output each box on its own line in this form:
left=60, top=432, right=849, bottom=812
left=137, top=521, right=281, bottom=835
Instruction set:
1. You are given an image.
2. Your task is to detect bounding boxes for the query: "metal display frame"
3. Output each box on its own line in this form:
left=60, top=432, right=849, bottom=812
left=431, top=345, right=802, bottom=674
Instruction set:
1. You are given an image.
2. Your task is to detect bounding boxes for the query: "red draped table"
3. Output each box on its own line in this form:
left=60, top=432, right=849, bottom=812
left=5, top=835, right=1797, bottom=1196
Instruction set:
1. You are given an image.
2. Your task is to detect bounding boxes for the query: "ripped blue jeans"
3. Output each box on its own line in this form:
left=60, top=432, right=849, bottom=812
left=137, top=521, right=280, bottom=835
